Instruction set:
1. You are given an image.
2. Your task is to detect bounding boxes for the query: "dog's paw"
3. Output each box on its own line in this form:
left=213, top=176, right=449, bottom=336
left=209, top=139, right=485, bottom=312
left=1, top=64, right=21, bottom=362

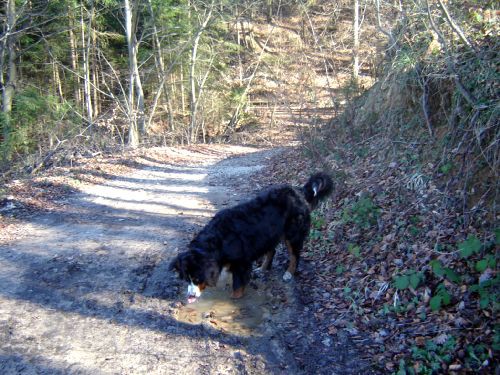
left=253, top=267, right=264, bottom=277
left=282, top=271, right=293, bottom=282
left=231, top=288, right=245, bottom=299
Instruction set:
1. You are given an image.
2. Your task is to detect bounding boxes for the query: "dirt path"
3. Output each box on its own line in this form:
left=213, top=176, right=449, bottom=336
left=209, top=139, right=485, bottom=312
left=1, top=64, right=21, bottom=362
left=0, top=145, right=370, bottom=374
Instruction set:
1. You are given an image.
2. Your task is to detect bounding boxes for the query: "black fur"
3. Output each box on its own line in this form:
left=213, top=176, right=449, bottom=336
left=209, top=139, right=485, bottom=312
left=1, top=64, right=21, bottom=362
left=171, top=172, right=333, bottom=299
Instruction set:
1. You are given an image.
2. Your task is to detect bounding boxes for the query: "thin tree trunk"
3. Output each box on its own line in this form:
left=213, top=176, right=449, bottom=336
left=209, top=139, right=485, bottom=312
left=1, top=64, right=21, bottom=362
left=133, top=35, right=145, bottom=136
left=352, top=0, right=360, bottom=80
left=81, top=1, right=94, bottom=126
left=92, top=28, right=99, bottom=117
left=68, top=3, right=81, bottom=106
left=0, top=42, right=5, bottom=115
left=52, top=57, right=64, bottom=99
left=2, top=0, right=16, bottom=115
left=124, top=0, right=139, bottom=147
left=227, top=25, right=275, bottom=132
left=180, top=68, right=186, bottom=114
left=145, top=0, right=174, bottom=131
left=0, top=22, right=6, bottom=159
left=1, top=0, right=17, bottom=156
left=192, top=56, right=214, bottom=142
left=188, top=4, right=213, bottom=144
left=266, top=0, right=273, bottom=22
left=124, top=0, right=145, bottom=145
left=236, top=14, right=244, bottom=82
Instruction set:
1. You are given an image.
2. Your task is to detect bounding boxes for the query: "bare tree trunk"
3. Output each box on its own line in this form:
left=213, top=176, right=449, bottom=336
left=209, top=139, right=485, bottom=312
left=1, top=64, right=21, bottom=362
left=124, top=0, right=145, bottom=146
left=227, top=25, right=275, bottom=132
left=92, top=28, right=99, bottom=117
left=266, top=0, right=273, bottom=22
left=188, top=36, right=200, bottom=143
left=81, top=1, right=94, bottom=126
left=146, top=0, right=174, bottom=132
left=52, top=57, right=64, bottom=99
left=236, top=10, right=244, bottom=82
left=1, top=0, right=17, bottom=155
left=124, top=0, right=139, bottom=147
left=2, top=0, right=16, bottom=115
left=352, top=0, right=360, bottom=80
left=188, top=4, right=213, bottom=144
left=0, top=43, right=5, bottom=115
left=192, top=55, right=214, bottom=142
left=134, top=38, right=145, bottom=137
left=180, top=68, right=186, bottom=114
left=68, top=3, right=81, bottom=106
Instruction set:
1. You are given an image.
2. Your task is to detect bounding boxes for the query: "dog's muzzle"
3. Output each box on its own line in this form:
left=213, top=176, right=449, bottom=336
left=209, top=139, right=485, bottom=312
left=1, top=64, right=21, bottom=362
left=187, top=282, right=202, bottom=303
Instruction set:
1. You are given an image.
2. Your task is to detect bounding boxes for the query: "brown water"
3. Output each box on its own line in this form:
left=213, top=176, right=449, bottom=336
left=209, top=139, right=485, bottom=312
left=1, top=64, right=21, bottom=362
left=175, top=273, right=272, bottom=336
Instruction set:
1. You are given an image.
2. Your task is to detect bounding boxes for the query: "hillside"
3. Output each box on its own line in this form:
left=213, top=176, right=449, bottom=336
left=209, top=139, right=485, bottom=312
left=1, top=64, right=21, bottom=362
left=256, top=1, right=499, bottom=373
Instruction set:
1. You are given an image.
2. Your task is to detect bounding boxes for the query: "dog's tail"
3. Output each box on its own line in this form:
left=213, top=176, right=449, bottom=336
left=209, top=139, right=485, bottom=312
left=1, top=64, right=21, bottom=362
left=302, top=172, right=333, bottom=209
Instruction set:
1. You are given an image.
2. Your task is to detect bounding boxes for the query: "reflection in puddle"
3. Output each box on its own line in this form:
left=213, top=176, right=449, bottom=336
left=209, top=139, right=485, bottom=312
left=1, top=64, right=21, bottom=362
left=175, top=274, right=270, bottom=336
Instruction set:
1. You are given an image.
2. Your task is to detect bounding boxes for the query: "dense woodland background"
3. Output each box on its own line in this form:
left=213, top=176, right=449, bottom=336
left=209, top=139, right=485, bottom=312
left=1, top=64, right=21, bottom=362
left=1, top=0, right=498, bottom=373
left=0, top=1, right=497, bottom=170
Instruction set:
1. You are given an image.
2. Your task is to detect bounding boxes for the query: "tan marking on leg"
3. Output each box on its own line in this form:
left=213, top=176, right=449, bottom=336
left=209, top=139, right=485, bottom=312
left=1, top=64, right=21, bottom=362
left=260, top=251, right=273, bottom=271
left=231, top=287, right=245, bottom=299
left=285, top=240, right=297, bottom=275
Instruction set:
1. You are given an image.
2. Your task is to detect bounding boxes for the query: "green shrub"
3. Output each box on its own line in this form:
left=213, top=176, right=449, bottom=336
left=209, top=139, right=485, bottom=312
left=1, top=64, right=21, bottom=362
left=0, top=88, right=72, bottom=161
left=429, top=283, right=452, bottom=311
left=342, top=195, right=380, bottom=229
left=400, top=336, right=456, bottom=375
left=394, top=269, right=424, bottom=290
left=458, top=235, right=482, bottom=258
left=469, top=276, right=499, bottom=310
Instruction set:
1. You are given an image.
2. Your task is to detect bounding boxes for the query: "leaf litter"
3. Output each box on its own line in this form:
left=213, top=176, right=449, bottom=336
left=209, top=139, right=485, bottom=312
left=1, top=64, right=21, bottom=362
left=253, top=145, right=498, bottom=374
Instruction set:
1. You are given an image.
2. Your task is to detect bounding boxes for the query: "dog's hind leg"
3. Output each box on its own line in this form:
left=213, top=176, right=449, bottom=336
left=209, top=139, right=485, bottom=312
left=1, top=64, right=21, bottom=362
left=283, top=240, right=302, bottom=281
left=260, top=249, right=276, bottom=272
left=231, top=264, right=252, bottom=299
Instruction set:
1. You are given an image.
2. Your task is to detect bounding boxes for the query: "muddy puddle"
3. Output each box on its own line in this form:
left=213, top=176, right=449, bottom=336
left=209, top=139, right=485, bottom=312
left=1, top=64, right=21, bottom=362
left=175, top=273, right=273, bottom=336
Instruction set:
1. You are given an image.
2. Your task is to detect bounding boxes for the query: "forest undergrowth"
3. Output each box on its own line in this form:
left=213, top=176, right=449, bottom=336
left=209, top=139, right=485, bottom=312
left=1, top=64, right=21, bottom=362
left=263, top=140, right=497, bottom=373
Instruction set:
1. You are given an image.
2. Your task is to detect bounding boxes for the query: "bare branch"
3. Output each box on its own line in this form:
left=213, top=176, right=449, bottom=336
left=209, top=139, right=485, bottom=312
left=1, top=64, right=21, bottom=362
left=424, top=0, right=484, bottom=110
left=436, top=0, right=475, bottom=52
left=375, top=0, right=395, bottom=47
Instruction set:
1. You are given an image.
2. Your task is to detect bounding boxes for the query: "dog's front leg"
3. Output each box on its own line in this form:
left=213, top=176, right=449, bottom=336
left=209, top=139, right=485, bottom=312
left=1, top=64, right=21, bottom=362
left=283, top=240, right=301, bottom=281
left=231, top=264, right=251, bottom=299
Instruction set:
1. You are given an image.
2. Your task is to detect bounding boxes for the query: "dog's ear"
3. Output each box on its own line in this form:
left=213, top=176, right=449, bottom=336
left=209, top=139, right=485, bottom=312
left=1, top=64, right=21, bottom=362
left=204, top=259, right=220, bottom=287
left=169, top=253, right=188, bottom=279
left=169, top=256, right=180, bottom=272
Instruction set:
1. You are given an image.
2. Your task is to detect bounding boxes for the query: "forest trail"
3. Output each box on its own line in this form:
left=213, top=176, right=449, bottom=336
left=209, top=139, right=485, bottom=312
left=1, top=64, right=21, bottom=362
left=0, top=145, right=370, bottom=374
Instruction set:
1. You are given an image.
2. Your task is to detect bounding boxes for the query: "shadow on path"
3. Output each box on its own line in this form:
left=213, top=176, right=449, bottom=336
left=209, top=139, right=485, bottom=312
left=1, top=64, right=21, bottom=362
left=0, top=146, right=292, bottom=374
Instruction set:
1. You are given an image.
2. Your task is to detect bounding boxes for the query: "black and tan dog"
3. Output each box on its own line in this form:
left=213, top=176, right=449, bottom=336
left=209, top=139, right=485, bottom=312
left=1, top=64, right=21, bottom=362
left=170, top=172, right=333, bottom=303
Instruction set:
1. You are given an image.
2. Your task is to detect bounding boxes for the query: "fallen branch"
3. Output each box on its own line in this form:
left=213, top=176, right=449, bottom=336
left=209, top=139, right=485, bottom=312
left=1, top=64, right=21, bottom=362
left=31, top=139, right=67, bottom=174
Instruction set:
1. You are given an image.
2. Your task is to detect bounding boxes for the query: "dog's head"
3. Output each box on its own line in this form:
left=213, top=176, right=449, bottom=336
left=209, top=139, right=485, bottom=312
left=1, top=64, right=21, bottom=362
left=170, top=249, right=220, bottom=303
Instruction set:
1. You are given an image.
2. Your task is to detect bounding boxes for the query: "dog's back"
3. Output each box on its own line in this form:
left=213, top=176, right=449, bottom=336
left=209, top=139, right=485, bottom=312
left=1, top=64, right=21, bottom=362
left=175, top=172, right=334, bottom=300
left=190, top=185, right=304, bottom=262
